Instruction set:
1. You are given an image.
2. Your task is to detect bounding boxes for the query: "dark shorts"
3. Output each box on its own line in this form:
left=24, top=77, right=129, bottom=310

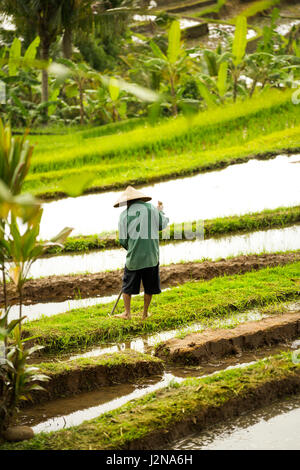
left=122, top=264, right=161, bottom=295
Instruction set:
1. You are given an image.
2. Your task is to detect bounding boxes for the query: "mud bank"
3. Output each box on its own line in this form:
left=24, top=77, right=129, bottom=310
left=155, top=311, right=300, bottom=364
left=22, top=351, right=164, bottom=408
left=134, top=377, right=300, bottom=450
left=1, top=252, right=299, bottom=307
left=2, top=354, right=300, bottom=450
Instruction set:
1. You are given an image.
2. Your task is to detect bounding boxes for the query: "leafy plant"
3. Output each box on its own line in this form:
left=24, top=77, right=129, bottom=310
left=0, top=313, right=48, bottom=433
left=0, top=121, right=72, bottom=436
left=231, top=15, right=248, bottom=102
left=142, top=20, right=194, bottom=115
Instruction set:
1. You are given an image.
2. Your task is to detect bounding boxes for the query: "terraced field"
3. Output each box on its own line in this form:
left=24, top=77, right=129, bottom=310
left=1, top=0, right=300, bottom=450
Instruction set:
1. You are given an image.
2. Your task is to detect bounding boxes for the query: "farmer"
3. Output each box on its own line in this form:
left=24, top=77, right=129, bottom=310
left=113, top=185, right=169, bottom=320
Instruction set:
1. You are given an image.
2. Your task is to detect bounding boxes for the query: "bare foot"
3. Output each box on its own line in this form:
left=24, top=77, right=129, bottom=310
left=114, top=312, right=131, bottom=320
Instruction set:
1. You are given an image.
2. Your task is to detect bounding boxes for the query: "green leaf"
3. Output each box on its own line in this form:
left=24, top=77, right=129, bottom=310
left=59, top=171, right=95, bottom=198
left=232, top=16, right=247, bottom=67
left=167, top=21, right=181, bottom=65
left=24, top=37, right=40, bottom=61
left=217, top=62, right=228, bottom=97
left=109, top=77, right=120, bottom=102
left=198, top=81, right=216, bottom=108
left=149, top=40, right=167, bottom=61
left=48, top=87, right=60, bottom=116
left=9, top=38, right=21, bottom=77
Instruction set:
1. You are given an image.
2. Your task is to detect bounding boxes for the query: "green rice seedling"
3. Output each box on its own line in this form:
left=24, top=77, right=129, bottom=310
left=22, top=262, right=300, bottom=354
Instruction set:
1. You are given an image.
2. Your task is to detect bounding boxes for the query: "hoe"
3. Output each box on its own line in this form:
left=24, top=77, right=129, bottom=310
left=109, top=289, right=123, bottom=316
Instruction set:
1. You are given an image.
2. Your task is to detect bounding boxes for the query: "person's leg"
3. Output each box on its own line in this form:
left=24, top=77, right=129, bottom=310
left=141, top=264, right=161, bottom=320
left=114, top=266, right=141, bottom=320
left=143, top=293, right=152, bottom=320
left=115, top=293, right=131, bottom=319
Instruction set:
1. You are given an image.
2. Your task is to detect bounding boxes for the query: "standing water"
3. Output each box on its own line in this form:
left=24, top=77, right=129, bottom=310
left=28, top=224, right=300, bottom=278
left=39, top=154, right=300, bottom=238
left=170, top=394, right=300, bottom=450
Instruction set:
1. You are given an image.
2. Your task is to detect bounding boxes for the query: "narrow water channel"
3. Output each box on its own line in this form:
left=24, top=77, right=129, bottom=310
left=19, top=343, right=296, bottom=434
left=39, top=154, right=300, bottom=239
left=170, top=394, right=300, bottom=450
left=28, top=224, right=300, bottom=278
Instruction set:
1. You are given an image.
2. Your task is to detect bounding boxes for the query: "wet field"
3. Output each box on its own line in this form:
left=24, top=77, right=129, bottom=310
left=39, top=154, right=300, bottom=238
left=170, top=393, right=300, bottom=450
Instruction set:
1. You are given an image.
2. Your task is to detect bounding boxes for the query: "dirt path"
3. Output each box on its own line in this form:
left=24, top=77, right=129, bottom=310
left=155, top=311, right=300, bottom=364
left=1, top=252, right=299, bottom=307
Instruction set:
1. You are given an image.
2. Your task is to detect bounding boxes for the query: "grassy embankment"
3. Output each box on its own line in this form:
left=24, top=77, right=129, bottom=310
left=194, top=0, right=226, bottom=17
left=22, top=262, right=300, bottom=353
left=24, top=89, right=300, bottom=197
left=26, top=351, right=164, bottom=403
left=37, top=351, right=162, bottom=376
left=46, top=206, right=300, bottom=255
left=1, top=352, right=300, bottom=450
left=197, top=0, right=282, bottom=20
left=237, top=0, right=282, bottom=20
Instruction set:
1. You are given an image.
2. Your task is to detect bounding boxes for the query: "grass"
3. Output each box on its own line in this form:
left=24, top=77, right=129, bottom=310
left=22, top=262, right=300, bottom=353
left=45, top=206, right=300, bottom=255
left=25, top=125, right=300, bottom=197
left=1, top=351, right=300, bottom=449
left=237, top=0, right=281, bottom=20
left=23, top=89, right=300, bottom=197
left=195, top=0, right=226, bottom=17
left=37, top=350, right=162, bottom=376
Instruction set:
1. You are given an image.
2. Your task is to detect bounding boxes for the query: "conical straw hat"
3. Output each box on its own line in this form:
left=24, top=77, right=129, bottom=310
left=113, top=185, right=152, bottom=208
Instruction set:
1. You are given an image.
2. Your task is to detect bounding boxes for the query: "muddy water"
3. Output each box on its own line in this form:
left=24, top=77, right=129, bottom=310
left=39, top=154, right=300, bottom=239
left=69, top=309, right=269, bottom=361
left=28, top=224, right=300, bottom=278
left=27, top=373, right=182, bottom=433
left=170, top=394, right=300, bottom=450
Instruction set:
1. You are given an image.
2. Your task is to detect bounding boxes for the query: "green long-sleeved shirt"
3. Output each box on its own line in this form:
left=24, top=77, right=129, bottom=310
left=118, top=201, right=169, bottom=271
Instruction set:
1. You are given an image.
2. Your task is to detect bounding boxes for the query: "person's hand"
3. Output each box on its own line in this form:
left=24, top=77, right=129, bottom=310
left=157, top=201, right=164, bottom=211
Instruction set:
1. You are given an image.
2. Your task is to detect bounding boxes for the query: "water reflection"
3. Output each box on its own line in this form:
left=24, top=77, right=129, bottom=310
left=28, top=224, right=300, bottom=278
left=170, top=394, right=300, bottom=450
left=39, top=154, right=300, bottom=238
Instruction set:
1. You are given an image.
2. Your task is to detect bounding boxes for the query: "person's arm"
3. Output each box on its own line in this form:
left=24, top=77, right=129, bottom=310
left=157, top=202, right=169, bottom=230
left=118, top=213, right=128, bottom=250
left=159, top=211, right=169, bottom=231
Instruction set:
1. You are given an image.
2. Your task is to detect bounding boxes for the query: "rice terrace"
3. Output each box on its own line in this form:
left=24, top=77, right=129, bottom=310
left=0, top=0, right=300, bottom=456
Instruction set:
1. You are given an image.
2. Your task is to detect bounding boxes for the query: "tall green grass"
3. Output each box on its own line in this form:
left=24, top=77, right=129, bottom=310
left=24, top=124, right=300, bottom=196
left=29, top=89, right=294, bottom=174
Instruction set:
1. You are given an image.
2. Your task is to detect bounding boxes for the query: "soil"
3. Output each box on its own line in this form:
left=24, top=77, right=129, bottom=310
left=1, top=252, right=299, bottom=307
left=21, top=354, right=164, bottom=408
left=155, top=311, right=300, bottom=364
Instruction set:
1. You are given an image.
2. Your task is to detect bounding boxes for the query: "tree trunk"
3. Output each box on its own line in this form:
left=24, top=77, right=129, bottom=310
left=41, top=42, right=49, bottom=104
left=1, top=261, right=7, bottom=355
left=62, top=27, right=72, bottom=59
left=79, top=85, right=85, bottom=125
